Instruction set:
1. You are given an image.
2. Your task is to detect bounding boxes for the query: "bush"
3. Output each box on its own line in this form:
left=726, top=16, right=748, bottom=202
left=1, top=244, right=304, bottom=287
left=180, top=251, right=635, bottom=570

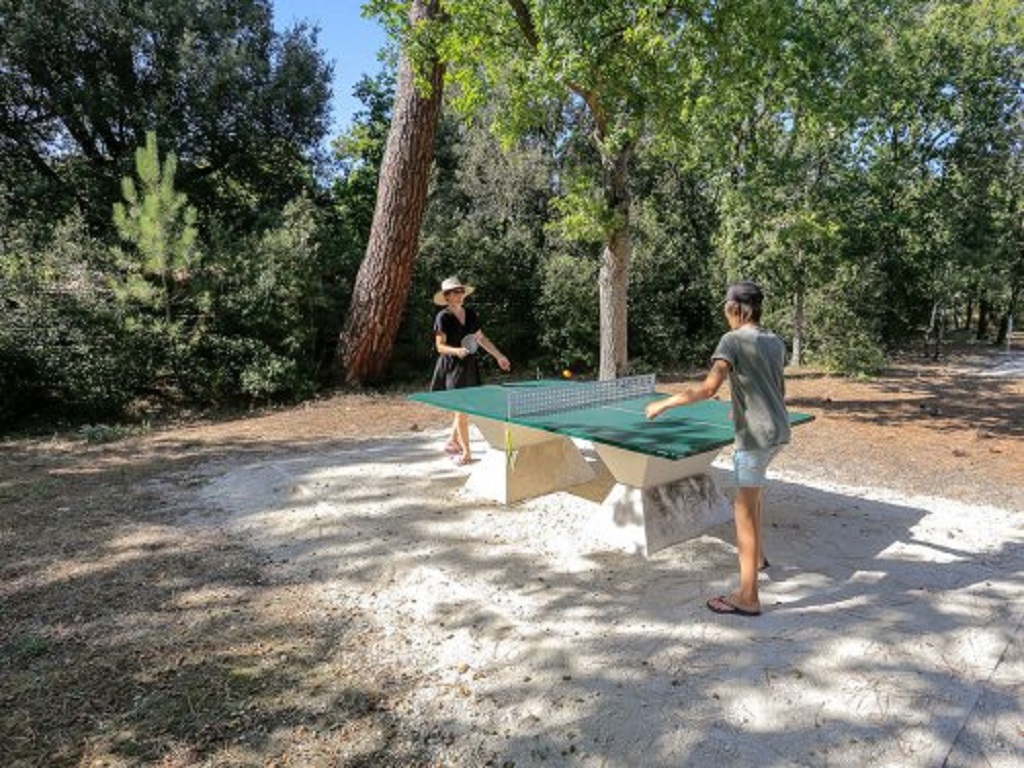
left=804, top=297, right=887, bottom=376
left=0, top=342, right=39, bottom=428
left=537, top=253, right=599, bottom=375
left=0, top=213, right=155, bottom=429
left=177, top=334, right=312, bottom=404
left=0, top=297, right=155, bottom=426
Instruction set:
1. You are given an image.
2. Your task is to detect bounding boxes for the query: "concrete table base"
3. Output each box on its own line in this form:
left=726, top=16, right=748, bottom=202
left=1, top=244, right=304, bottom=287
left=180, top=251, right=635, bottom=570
left=586, top=444, right=732, bottom=556
left=591, top=473, right=732, bottom=557
left=460, top=417, right=596, bottom=504
left=459, top=415, right=733, bottom=554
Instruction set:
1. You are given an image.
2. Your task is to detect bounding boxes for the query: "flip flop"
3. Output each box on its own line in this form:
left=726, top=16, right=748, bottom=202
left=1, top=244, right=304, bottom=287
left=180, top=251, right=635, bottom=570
left=451, top=454, right=473, bottom=466
left=443, top=440, right=461, bottom=456
left=706, top=595, right=761, bottom=617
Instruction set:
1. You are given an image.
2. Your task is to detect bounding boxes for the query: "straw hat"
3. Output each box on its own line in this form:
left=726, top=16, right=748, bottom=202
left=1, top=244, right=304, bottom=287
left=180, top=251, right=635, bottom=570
left=433, top=276, right=475, bottom=306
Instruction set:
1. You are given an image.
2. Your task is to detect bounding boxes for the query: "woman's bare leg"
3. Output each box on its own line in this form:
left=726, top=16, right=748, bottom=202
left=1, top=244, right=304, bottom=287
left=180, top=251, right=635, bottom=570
left=456, top=413, right=471, bottom=460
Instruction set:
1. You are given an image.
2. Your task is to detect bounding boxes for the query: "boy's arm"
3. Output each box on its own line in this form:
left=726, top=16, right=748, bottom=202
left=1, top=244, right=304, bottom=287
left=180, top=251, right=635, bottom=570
left=645, top=359, right=730, bottom=420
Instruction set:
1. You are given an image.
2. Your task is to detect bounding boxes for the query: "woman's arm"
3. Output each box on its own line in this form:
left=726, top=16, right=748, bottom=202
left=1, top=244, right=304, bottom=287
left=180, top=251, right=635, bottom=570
left=645, top=359, right=729, bottom=419
left=476, top=332, right=511, bottom=371
left=435, top=333, right=469, bottom=358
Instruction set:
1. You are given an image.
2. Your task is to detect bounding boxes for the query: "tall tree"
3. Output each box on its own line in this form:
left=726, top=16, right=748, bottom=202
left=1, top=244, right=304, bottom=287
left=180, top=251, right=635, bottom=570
left=112, top=131, right=197, bottom=324
left=464, top=0, right=658, bottom=378
left=361, top=1, right=807, bottom=379
left=337, top=0, right=445, bottom=384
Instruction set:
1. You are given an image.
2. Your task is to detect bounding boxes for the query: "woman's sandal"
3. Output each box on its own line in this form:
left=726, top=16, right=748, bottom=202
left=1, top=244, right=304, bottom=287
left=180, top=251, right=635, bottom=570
left=451, top=454, right=473, bottom=466
left=443, top=440, right=461, bottom=456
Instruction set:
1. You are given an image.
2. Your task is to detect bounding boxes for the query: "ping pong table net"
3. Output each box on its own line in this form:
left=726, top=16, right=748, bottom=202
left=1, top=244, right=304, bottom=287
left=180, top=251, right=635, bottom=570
left=505, top=373, right=656, bottom=419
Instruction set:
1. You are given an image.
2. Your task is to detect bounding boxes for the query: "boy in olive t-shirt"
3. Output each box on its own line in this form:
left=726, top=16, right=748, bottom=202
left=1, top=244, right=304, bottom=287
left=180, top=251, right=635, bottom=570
left=646, top=281, right=790, bottom=617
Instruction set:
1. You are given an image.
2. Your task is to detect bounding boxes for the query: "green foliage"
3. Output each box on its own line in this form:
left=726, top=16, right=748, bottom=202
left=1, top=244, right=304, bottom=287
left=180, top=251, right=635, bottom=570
left=333, top=71, right=395, bottom=224
left=185, top=195, right=331, bottom=402
left=112, top=132, right=198, bottom=327
left=0, top=0, right=332, bottom=234
left=0, top=212, right=154, bottom=428
left=105, top=134, right=327, bottom=405
left=760, top=258, right=888, bottom=376
left=537, top=253, right=599, bottom=375
left=331, top=69, right=396, bottom=297
left=2, top=0, right=1021, bottom=422
left=78, top=421, right=151, bottom=444
left=409, top=111, right=556, bottom=378
left=176, top=334, right=309, bottom=404
left=705, top=0, right=1022, bottom=369
left=628, top=158, right=722, bottom=368
left=805, top=303, right=887, bottom=376
left=546, top=173, right=619, bottom=243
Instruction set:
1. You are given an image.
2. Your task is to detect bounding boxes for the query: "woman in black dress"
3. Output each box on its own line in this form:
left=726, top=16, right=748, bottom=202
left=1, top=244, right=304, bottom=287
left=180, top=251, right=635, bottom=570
left=430, top=276, right=511, bottom=464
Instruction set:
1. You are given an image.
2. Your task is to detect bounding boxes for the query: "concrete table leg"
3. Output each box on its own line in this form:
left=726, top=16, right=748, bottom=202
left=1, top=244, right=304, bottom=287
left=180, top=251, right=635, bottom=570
left=594, top=474, right=732, bottom=556
left=591, top=445, right=732, bottom=556
left=460, top=417, right=596, bottom=504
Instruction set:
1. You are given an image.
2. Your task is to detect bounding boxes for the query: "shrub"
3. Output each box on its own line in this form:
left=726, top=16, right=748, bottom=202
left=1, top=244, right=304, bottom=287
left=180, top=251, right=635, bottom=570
left=537, top=253, right=599, bottom=375
left=177, top=334, right=311, bottom=404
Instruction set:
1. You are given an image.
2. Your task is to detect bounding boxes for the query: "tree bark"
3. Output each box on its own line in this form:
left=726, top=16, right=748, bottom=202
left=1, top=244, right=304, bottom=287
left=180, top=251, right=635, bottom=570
left=336, top=0, right=445, bottom=385
left=598, top=146, right=632, bottom=380
left=926, top=300, right=942, bottom=359
left=791, top=283, right=805, bottom=367
left=977, top=296, right=991, bottom=341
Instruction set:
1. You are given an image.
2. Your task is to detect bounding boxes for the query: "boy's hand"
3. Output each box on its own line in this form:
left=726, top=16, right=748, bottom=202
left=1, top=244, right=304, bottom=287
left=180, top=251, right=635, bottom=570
left=645, top=401, right=665, bottom=420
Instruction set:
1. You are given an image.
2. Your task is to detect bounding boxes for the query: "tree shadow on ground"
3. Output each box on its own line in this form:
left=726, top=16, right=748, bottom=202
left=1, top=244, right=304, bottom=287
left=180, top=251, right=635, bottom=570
left=181, top=436, right=1024, bottom=766
left=2, top=430, right=1021, bottom=767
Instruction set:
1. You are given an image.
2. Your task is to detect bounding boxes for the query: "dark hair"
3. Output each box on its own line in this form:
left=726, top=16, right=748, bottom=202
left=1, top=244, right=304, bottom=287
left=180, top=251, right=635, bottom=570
left=724, top=281, right=764, bottom=323
left=726, top=299, right=762, bottom=323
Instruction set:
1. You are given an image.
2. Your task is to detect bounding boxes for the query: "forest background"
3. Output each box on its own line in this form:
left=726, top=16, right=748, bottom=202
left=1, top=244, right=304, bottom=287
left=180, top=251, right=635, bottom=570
left=1, top=0, right=1020, bottom=432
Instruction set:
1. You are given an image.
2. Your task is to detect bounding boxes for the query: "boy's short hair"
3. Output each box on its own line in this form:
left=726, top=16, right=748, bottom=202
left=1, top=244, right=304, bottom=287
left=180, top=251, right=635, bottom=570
left=725, top=281, right=764, bottom=323
left=725, top=281, right=763, bottom=305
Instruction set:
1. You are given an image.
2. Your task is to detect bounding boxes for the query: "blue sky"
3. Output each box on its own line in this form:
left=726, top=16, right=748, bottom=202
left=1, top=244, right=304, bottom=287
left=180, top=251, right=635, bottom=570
left=271, top=1, right=389, bottom=134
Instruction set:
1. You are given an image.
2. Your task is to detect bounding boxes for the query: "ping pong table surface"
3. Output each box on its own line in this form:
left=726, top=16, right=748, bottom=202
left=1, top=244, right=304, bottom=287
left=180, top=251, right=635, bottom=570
left=410, top=380, right=813, bottom=461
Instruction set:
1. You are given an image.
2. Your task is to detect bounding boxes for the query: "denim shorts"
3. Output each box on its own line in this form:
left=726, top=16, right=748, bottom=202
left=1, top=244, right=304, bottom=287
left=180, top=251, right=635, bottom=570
left=732, top=445, right=784, bottom=488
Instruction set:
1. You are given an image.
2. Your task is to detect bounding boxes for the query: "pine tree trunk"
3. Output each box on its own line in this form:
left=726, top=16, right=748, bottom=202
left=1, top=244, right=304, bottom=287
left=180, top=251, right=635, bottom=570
left=598, top=146, right=632, bottom=380
left=336, top=0, right=444, bottom=385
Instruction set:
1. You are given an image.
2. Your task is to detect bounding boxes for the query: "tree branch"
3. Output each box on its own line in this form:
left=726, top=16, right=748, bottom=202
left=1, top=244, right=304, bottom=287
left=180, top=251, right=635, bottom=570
left=505, top=0, right=540, bottom=49
left=504, top=0, right=605, bottom=132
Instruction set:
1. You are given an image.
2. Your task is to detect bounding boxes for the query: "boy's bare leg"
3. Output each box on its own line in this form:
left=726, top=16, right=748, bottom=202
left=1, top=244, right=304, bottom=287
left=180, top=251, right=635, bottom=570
left=731, top=486, right=763, bottom=612
left=756, top=493, right=767, bottom=569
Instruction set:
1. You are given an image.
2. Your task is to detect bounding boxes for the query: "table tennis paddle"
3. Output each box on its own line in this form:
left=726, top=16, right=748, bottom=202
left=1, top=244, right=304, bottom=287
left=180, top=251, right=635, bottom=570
left=461, top=334, right=479, bottom=354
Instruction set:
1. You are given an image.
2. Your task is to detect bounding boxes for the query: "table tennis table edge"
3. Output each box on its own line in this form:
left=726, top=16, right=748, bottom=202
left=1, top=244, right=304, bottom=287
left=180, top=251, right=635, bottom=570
left=409, top=388, right=814, bottom=462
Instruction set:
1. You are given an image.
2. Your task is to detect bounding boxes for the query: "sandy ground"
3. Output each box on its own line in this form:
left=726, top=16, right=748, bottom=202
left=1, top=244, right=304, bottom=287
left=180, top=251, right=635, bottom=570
left=4, top=348, right=1020, bottom=767
left=177, top=423, right=1024, bottom=768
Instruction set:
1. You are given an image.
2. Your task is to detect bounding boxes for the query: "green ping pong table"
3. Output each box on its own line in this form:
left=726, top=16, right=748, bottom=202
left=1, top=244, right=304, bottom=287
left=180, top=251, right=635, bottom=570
left=411, top=375, right=813, bottom=555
